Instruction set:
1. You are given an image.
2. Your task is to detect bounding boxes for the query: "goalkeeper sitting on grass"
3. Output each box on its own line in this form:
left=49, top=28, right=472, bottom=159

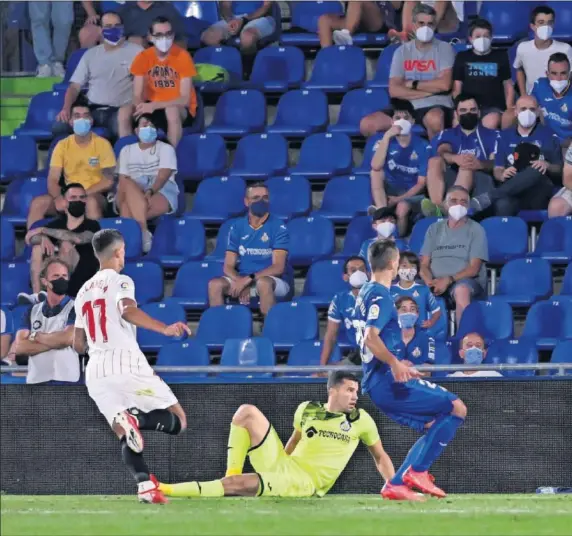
left=160, top=371, right=404, bottom=499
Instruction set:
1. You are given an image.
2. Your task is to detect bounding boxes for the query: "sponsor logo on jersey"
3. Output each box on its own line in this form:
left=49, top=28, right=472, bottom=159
left=88, top=157, right=99, bottom=167
left=239, top=247, right=272, bottom=256
left=387, top=159, right=420, bottom=175
left=404, top=59, right=436, bottom=72
left=306, top=426, right=318, bottom=438
left=121, top=281, right=129, bottom=290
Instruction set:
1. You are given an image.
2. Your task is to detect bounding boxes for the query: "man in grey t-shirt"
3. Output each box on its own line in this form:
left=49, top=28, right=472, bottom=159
left=420, top=186, right=488, bottom=327
left=360, top=3, right=455, bottom=140
left=53, top=11, right=142, bottom=139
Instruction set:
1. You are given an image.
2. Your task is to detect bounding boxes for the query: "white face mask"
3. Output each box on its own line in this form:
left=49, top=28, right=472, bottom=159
left=518, top=109, right=537, bottom=129
left=472, top=37, right=491, bottom=54
left=393, top=118, right=412, bottom=136
left=550, top=79, right=569, bottom=93
left=448, top=204, right=468, bottom=221
left=415, top=25, right=434, bottom=43
left=349, top=270, right=368, bottom=289
left=535, top=25, right=553, bottom=41
left=398, top=268, right=417, bottom=282
left=376, top=221, right=396, bottom=239
left=154, top=37, right=173, bottom=53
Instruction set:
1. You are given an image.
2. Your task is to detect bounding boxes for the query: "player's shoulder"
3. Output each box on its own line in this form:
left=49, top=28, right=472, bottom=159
left=348, top=407, right=374, bottom=426
left=115, top=273, right=135, bottom=289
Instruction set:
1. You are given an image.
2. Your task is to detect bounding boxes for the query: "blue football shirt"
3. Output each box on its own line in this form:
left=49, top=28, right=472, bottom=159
left=359, top=237, right=409, bottom=272
left=328, top=290, right=357, bottom=346
left=532, top=77, right=572, bottom=142
left=391, top=282, right=440, bottom=327
left=432, top=125, right=498, bottom=161
left=403, top=330, right=436, bottom=367
left=382, top=135, right=430, bottom=193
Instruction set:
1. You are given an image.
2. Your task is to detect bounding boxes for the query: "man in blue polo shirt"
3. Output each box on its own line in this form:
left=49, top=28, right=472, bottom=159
left=532, top=52, right=572, bottom=147
left=471, top=95, right=563, bottom=217
left=422, top=93, right=497, bottom=217
left=208, top=183, right=290, bottom=315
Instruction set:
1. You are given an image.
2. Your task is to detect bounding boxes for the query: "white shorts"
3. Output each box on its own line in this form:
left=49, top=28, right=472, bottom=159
left=553, top=187, right=572, bottom=209
left=87, top=373, right=178, bottom=426
left=209, top=16, right=276, bottom=40
left=223, top=275, right=290, bottom=298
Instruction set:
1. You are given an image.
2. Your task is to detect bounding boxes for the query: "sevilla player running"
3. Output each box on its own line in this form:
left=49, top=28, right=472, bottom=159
left=74, top=229, right=191, bottom=504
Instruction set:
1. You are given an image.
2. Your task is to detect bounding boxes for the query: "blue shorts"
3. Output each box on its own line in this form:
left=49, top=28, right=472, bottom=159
left=368, top=376, right=458, bottom=432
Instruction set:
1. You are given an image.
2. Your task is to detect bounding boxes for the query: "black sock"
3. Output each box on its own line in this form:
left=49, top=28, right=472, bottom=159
left=120, top=438, right=150, bottom=483
left=133, top=409, right=181, bottom=435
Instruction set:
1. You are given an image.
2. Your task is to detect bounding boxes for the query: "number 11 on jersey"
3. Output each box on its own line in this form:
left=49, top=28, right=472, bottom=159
left=82, top=299, right=108, bottom=343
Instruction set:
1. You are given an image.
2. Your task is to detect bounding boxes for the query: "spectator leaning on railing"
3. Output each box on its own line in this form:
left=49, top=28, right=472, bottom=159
left=447, top=332, right=502, bottom=378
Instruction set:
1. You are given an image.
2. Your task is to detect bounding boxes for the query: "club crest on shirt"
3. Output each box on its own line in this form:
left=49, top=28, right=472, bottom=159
left=412, top=347, right=421, bottom=358
left=410, top=151, right=418, bottom=160
left=340, top=420, right=352, bottom=432
left=88, top=157, right=99, bottom=167
left=261, top=232, right=269, bottom=243
left=413, top=290, right=419, bottom=298
left=562, top=103, right=568, bottom=113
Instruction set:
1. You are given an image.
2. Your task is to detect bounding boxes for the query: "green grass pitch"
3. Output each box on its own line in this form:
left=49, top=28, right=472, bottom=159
left=1, top=494, right=571, bottom=536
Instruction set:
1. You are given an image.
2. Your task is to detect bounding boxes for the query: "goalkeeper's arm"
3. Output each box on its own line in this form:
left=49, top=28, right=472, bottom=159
left=367, top=440, right=395, bottom=483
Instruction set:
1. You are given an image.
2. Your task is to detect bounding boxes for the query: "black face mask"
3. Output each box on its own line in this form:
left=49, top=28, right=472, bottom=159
left=50, top=277, right=69, bottom=296
left=459, top=112, right=479, bottom=131
left=67, top=201, right=86, bottom=218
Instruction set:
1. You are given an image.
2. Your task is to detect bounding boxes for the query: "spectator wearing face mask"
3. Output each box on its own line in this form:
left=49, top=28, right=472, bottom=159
left=360, top=3, right=454, bottom=140
left=370, top=99, right=431, bottom=237
left=391, top=251, right=441, bottom=334
left=447, top=332, right=502, bottom=378
left=420, top=186, right=488, bottom=327
left=470, top=95, right=562, bottom=218
left=422, top=94, right=497, bottom=218
left=514, top=5, right=572, bottom=97
left=116, top=114, right=179, bottom=253
left=548, top=145, right=572, bottom=218
left=359, top=206, right=408, bottom=273
left=320, top=256, right=369, bottom=366
left=531, top=53, right=572, bottom=148
left=131, top=17, right=198, bottom=147
left=208, top=183, right=291, bottom=316
left=452, top=18, right=514, bottom=130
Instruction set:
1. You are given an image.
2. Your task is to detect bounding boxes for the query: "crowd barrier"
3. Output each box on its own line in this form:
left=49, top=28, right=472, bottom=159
left=1, top=365, right=570, bottom=495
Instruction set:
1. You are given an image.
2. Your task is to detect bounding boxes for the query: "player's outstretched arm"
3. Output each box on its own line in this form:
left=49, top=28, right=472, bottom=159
left=367, top=441, right=395, bottom=484
left=119, top=298, right=191, bottom=337
left=284, top=429, right=302, bottom=455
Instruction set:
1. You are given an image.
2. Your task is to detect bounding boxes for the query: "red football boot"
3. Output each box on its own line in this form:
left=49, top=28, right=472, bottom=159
left=403, top=468, right=447, bottom=498
left=138, top=475, right=168, bottom=504
left=381, top=482, right=426, bottom=501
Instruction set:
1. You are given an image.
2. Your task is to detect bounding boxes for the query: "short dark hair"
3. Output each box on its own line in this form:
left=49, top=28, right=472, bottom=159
left=134, top=113, right=155, bottom=129
left=395, top=295, right=418, bottom=310
left=469, top=18, right=493, bottom=37
left=40, top=257, right=70, bottom=280
left=369, top=205, right=397, bottom=222
left=413, top=2, right=436, bottom=21
left=390, top=98, right=415, bottom=117
left=150, top=15, right=172, bottom=34
left=446, top=185, right=470, bottom=201
left=61, top=183, right=86, bottom=196
left=399, top=251, right=420, bottom=273
left=92, top=229, right=124, bottom=258
left=368, top=240, right=399, bottom=274
left=530, top=5, right=555, bottom=24
left=343, top=256, right=366, bottom=274
left=246, top=182, right=269, bottom=196
left=71, top=97, right=90, bottom=114
left=101, top=10, right=123, bottom=24
left=327, top=371, right=359, bottom=390
left=454, top=92, right=480, bottom=110
left=548, top=52, right=571, bottom=69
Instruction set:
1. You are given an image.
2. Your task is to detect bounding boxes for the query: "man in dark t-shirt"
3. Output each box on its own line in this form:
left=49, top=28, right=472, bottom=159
left=20, top=183, right=101, bottom=304
left=452, top=18, right=514, bottom=130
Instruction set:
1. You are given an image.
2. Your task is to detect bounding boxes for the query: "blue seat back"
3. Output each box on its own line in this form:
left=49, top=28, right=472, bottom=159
left=251, top=46, right=305, bottom=86
left=289, top=1, right=344, bottom=32
left=288, top=216, right=335, bottom=265
left=297, top=132, right=352, bottom=172
left=355, top=133, right=383, bottom=173
left=0, top=262, right=31, bottom=307
left=497, top=258, right=552, bottom=300
left=457, top=300, right=514, bottom=342
left=113, top=135, right=138, bottom=158
left=408, top=217, right=444, bottom=255
left=122, top=262, right=164, bottom=304
left=62, top=48, right=87, bottom=83
left=479, top=1, right=529, bottom=42
left=319, top=175, right=372, bottom=216
left=432, top=340, right=453, bottom=378
left=302, top=259, right=348, bottom=298
left=481, top=217, right=528, bottom=262
left=220, top=337, right=276, bottom=377
left=206, top=219, right=237, bottom=260
left=487, top=339, right=538, bottom=377
left=99, top=218, right=142, bottom=260
left=272, top=89, right=328, bottom=129
left=194, top=46, right=242, bottom=81
left=192, top=176, right=246, bottom=218
left=534, top=217, right=572, bottom=257
left=0, top=136, right=37, bottom=181
left=288, top=340, right=342, bottom=372
left=341, top=215, right=376, bottom=257
left=0, top=219, right=16, bottom=261
left=370, top=44, right=399, bottom=87
left=562, top=264, right=572, bottom=296
left=550, top=340, right=572, bottom=375
left=177, top=134, right=227, bottom=180
left=550, top=1, right=572, bottom=40
left=196, top=305, right=253, bottom=345
left=308, top=45, right=366, bottom=87
left=156, top=340, right=210, bottom=380
left=267, top=175, right=311, bottom=220
left=172, top=261, right=224, bottom=300
left=137, top=302, right=187, bottom=350
left=4, top=177, right=49, bottom=219
left=262, top=301, right=319, bottom=347
left=232, top=133, right=288, bottom=175
left=149, top=216, right=206, bottom=261
left=336, top=88, right=390, bottom=126
left=20, top=91, right=64, bottom=130
left=211, top=90, right=266, bottom=128
left=522, top=300, right=572, bottom=339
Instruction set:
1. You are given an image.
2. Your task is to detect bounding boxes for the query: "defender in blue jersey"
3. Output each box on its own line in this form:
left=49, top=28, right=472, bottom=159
left=370, top=99, right=430, bottom=237
left=531, top=53, right=572, bottom=144
left=353, top=240, right=466, bottom=501
left=208, top=183, right=291, bottom=315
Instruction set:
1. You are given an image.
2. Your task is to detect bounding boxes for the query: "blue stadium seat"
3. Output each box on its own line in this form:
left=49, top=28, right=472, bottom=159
left=225, top=1, right=282, bottom=48
left=481, top=217, right=528, bottom=264
left=230, top=133, right=288, bottom=179
left=456, top=300, right=514, bottom=343
left=205, top=218, right=237, bottom=261
left=137, top=302, right=188, bottom=352
left=186, top=176, right=246, bottom=223
left=550, top=340, right=572, bottom=376
left=0, top=262, right=31, bottom=308
left=156, top=340, right=210, bottom=382
left=1, top=308, right=13, bottom=335
left=479, top=1, right=530, bottom=43
left=176, top=134, right=227, bottom=181
left=287, top=340, right=342, bottom=374
left=147, top=216, right=206, bottom=268
left=53, top=48, right=87, bottom=91
left=122, top=261, right=163, bottom=304
left=559, top=264, right=572, bottom=298
left=288, top=216, right=335, bottom=266
left=99, top=218, right=142, bottom=260
left=329, top=89, right=389, bottom=135
left=172, top=0, right=219, bottom=23
left=267, top=89, right=328, bottom=137
left=426, top=296, right=448, bottom=340
left=0, top=136, right=38, bottom=183
left=0, top=219, right=16, bottom=261
left=289, top=133, right=352, bottom=179
left=303, top=46, right=366, bottom=92
left=113, top=135, right=139, bottom=158
left=530, top=217, right=572, bottom=264
left=314, top=175, right=371, bottom=223
left=353, top=133, right=383, bottom=175
left=263, top=301, right=319, bottom=350
left=206, top=90, right=266, bottom=137
left=282, top=1, right=344, bottom=46
left=521, top=300, right=572, bottom=350
left=367, top=45, right=399, bottom=89
left=193, top=46, right=242, bottom=91
left=15, top=91, right=64, bottom=140
left=487, top=339, right=538, bottom=377
left=431, top=340, right=453, bottom=378
left=300, top=259, right=347, bottom=307
left=550, top=1, right=572, bottom=40
left=220, top=337, right=276, bottom=378
left=518, top=209, right=548, bottom=224
left=2, top=176, right=48, bottom=226
left=408, top=217, right=444, bottom=255
left=196, top=305, right=253, bottom=350
left=336, top=215, right=376, bottom=258
left=491, top=258, right=552, bottom=307
left=266, top=175, right=311, bottom=220
left=165, top=261, right=224, bottom=310
left=249, top=46, right=305, bottom=92
left=36, top=135, right=66, bottom=178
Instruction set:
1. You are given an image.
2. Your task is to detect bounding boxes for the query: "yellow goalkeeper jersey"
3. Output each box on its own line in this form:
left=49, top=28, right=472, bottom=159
left=290, top=401, right=380, bottom=497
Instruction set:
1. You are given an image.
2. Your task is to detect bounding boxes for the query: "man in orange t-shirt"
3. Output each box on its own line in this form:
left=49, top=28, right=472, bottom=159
left=131, top=16, right=198, bottom=147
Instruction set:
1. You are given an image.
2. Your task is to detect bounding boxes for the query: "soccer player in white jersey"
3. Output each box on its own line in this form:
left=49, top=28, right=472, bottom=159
left=74, top=229, right=191, bottom=504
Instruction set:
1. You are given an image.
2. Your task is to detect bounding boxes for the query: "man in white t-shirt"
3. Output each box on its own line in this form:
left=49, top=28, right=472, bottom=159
left=447, top=332, right=502, bottom=378
left=514, top=5, right=572, bottom=96
left=116, top=114, right=179, bottom=253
